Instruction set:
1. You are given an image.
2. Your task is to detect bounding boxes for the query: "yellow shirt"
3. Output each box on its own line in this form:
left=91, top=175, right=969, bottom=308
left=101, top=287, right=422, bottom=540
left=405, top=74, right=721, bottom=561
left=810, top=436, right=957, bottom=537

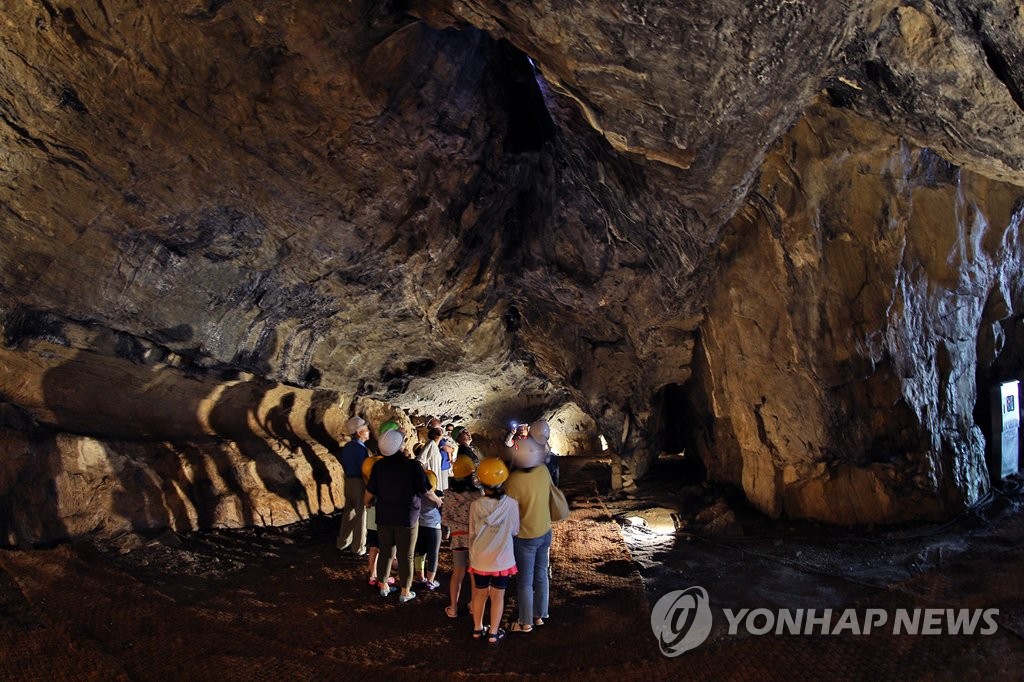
left=504, top=466, right=552, bottom=539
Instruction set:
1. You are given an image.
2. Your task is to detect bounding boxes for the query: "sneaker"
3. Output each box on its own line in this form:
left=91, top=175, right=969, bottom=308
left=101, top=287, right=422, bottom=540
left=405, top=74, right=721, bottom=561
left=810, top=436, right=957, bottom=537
left=424, top=579, right=440, bottom=591
left=398, top=591, right=417, bottom=603
left=379, top=586, right=398, bottom=598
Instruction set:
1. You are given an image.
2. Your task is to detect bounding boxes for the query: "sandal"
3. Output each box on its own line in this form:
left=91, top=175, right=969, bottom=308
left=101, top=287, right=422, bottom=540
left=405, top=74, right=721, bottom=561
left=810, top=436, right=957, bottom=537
left=445, top=605, right=458, bottom=619
left=472, top=626, right=488, bottom=640
left=534, top=617, right=545, bottom=626
left=508, top=622, right=533, bottom=633
left=487, top=628, right=506, bottom=644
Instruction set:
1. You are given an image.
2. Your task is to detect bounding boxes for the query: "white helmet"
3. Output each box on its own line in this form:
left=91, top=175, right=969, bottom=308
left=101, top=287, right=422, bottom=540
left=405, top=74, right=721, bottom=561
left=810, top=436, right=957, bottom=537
left=379, top=429, right=405, bottom=456
left=528, top=420, right=550, bottom=444
left=344, top=416, right=367, bottom=435
left=512, top=436, right=546, bottom=469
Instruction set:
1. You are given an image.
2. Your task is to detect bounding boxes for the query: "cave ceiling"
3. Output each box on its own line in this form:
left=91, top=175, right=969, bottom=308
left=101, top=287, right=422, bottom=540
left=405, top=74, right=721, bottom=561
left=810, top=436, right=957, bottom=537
left=2, top=0, right=1024, bottom=524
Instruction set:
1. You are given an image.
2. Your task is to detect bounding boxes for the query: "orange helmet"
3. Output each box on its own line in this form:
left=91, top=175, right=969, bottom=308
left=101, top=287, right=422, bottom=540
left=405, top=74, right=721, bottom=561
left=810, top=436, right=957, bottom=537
left=451, top=456, right=476, bottom=479
left=476, top=457, right=509, bottom=488
left=361, top=455, right=381, bottom=482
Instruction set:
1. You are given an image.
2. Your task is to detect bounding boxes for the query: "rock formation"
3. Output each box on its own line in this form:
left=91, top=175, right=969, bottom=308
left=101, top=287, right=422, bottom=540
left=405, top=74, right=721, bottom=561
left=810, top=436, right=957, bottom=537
left=1, top=0, right=1022, bottom=542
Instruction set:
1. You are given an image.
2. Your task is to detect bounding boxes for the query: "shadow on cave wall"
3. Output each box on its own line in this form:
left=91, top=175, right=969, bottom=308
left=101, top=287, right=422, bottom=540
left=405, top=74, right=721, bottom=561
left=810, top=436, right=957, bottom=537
left=109, top=441, right=193, bottom=534
left=262, top=391, right=335, bottom=513
left=0, top=432, right=69, bottom=548
left=33, top=335, right=231, bottom=538
left=207, top=381, right=313, bottom=524
left=25, top=309, right=336, bottom=540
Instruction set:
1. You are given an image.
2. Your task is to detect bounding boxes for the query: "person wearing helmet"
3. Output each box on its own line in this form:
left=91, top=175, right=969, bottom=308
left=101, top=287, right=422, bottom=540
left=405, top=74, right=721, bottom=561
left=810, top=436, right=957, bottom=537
left=361, top=456, right=396, bottom=589
left=442, top=456, right=480, bottom=619
left=454, top=428, right=481, bottom=467
left=428, top=418, right=456, bottom=491
left=504, top=427, right=556, bottom=633
left=530, top=419, right=560, bottom=486
left=414, top=470, right=443, bottom=591
left=468, top=458, right=520, bottom=644
left=418, top=427, right=445, bottom=491
left=366, top=429, right=442, bottom=603
left=337, top=416, right=371, bottom=556
left=504, top=421, right=530, bottom=448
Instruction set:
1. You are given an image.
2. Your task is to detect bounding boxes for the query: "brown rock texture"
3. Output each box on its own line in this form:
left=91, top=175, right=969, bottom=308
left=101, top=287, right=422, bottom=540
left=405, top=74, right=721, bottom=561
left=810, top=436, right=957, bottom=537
left=1, top=0, right=1023, bottom=541
left=693, top=101, right=1023, bottom=523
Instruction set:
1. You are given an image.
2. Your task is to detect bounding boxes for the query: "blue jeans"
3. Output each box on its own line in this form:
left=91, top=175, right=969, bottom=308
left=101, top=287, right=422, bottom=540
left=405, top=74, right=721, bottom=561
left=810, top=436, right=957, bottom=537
left=513, top=530, right=552, bottom=625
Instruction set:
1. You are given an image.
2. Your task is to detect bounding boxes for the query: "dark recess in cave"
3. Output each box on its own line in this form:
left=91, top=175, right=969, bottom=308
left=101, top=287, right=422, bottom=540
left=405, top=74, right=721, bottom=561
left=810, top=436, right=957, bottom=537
left=2, top=307, right=68, bottom=349
left=653, top=382, right=707, bottom=483
left=492, top=40, right=556, bottom=154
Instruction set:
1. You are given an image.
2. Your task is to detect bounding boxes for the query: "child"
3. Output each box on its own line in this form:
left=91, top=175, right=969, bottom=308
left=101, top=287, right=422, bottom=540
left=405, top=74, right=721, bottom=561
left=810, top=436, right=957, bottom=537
left=468, top=458, right=519, bottom=644
left=414, top=470, right=443, bottom=590
left=442, top=456, right=480, bottom=618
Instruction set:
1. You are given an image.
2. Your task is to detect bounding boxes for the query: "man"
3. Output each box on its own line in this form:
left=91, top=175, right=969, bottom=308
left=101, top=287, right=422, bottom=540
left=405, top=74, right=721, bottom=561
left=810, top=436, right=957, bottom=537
left=337, top=416, right=371, bottom=556
left=504, top=422, right=530, bottom=448
left=502, top=421, right=531, bottom=465
left=366, top=429, right=442, bottom=603
left=453, top=427, right=481, bottom=466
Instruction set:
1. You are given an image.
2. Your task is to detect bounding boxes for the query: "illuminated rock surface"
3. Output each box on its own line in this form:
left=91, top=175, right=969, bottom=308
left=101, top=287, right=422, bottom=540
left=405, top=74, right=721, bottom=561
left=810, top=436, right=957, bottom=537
left=1, top=0, right=1022, bottom=541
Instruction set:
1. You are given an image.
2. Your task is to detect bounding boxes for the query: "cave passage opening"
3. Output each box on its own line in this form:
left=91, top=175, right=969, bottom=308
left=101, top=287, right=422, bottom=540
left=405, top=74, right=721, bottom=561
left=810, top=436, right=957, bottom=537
left=651, top=381, right=707, bottom=488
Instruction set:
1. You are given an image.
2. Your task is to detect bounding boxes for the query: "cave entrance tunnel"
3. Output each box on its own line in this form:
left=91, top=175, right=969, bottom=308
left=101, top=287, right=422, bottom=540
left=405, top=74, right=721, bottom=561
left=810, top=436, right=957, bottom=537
left=647, top=380, right=708, bottom=483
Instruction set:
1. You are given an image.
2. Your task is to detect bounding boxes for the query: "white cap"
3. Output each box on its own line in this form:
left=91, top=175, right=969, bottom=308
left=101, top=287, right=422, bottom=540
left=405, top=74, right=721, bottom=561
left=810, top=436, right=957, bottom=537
left=344, top=416, right=367, bottom=435
left=529, top=420, right=551, bottom=444
left=512, top=436, right=546, bottom=469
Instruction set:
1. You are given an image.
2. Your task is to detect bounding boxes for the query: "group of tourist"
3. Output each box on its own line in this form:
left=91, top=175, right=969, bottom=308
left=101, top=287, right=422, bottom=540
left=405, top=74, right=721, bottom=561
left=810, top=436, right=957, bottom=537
left=335, top=415, right=558, bottom=644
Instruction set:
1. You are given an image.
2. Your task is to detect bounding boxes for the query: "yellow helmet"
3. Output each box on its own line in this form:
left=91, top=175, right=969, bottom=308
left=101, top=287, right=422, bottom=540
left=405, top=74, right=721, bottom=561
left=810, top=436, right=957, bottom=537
left=424, top=469, right=438, bottom=491
left=361, top=455, right=381, bottom=482
left=451, top=456, right=476, bottom=479
left=476, top=457, right=509, bottom=488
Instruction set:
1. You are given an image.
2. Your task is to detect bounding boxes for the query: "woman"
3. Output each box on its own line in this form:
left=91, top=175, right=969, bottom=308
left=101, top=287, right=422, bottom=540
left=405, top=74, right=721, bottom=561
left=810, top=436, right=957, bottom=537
left=418, top=427, right=444, bottom=489
left=504, top=440, right=554, bottom=633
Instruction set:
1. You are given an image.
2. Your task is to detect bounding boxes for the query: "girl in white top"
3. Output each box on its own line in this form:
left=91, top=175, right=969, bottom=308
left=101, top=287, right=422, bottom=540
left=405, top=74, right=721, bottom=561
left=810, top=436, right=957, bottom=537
left=468, top=459, right=519, bottom=644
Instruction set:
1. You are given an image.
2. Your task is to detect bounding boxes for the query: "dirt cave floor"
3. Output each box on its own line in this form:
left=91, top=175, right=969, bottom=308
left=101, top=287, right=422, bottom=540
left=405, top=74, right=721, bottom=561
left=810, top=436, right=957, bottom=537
left=1, top=457, right=1023, bottom=681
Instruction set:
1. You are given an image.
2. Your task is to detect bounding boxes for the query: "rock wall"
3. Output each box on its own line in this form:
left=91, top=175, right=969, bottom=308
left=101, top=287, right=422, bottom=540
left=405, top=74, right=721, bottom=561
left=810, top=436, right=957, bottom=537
left=0, top=313, right=363, bottom=545
left=3, top=0, right=1024, bottom=538
left=692, top=100, right=1024, bottom=524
